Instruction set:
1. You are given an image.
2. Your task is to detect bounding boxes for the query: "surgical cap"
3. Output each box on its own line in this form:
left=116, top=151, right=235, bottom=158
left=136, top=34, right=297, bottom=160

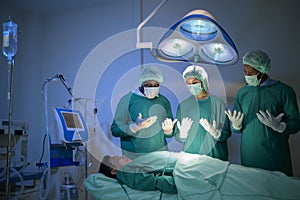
left=242, top=50, right=271, bottom=74
left=183, top=65, right=209, bottom=91
left=139, top=66, right=163, bottom=84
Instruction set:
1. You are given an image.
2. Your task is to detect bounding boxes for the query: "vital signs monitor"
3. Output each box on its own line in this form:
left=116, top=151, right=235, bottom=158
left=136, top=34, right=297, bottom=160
left=52, top=107, right=88, bottom=143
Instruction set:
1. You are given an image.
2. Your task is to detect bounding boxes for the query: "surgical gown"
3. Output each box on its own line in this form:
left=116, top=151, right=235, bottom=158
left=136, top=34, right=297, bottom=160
left=232, top=81, right=300, bottom=176
left=111, top=92, right=173, bottom=159
left=174, top=95, right=231, bottom=161
left=117, top=151, right=178, bottom=194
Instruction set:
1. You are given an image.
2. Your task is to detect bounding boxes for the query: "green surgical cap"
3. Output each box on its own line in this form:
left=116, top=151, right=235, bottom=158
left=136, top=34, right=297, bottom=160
left=183, top=65, right=209, bottom=91
left=242, top=50, right=271, bottom=74
left=139, top=66, right=163, bottom=84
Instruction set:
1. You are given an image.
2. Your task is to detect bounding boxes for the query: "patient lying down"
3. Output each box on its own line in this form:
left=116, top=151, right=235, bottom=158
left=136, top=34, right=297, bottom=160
left=88, top=151, right=300, bottom=199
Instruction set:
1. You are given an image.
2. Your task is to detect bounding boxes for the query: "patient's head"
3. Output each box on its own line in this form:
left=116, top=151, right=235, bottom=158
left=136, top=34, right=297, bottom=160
left=98, top=155, right=132, bottom=179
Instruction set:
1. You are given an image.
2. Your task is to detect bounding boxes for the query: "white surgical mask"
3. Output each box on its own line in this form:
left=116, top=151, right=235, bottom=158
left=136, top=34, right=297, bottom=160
left=187, top=83, right=203, bottom=96
left=144, top=87, right=160, bottom=99
left=245, top=73, right=262, bottom=86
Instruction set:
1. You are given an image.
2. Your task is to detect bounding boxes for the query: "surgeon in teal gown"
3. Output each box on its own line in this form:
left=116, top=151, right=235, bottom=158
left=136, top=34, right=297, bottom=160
left=173, top=65, right=231, bottom=161
left=111, top=66, right=174, bottom=159
left=226, top=50, right=300, bottom=176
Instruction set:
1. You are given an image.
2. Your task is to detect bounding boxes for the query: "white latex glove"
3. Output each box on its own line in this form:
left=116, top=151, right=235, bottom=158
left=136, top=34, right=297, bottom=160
left=130, top=113, right=158, bottom=133
left=162, top=118, right=178, bottom=135
left=256, top=110, right=286, bottom=133
left=225, top=109, right=244, bottom=130
left=199, top=118, right=221, bottom=139
left=177, top=117, right=193, bottom=139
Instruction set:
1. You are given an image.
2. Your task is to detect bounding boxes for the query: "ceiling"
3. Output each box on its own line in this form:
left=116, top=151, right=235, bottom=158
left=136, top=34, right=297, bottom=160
left=3, top=0, right=121, bottom=16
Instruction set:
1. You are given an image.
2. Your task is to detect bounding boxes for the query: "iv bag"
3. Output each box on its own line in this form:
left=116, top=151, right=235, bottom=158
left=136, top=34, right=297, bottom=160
left=2, top=19, right=18, bottom=60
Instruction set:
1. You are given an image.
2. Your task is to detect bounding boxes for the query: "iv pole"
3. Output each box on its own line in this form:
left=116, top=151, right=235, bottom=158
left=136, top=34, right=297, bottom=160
left=5, top=57, right=15, bottom=200
left=2, top=17, right=18, bottom=200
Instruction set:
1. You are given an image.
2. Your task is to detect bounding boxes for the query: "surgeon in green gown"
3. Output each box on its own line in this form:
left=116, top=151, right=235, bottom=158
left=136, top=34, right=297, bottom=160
left=173, top=65, right=231, bottom=161
left=225, top=50, right=300, bottom=176
left=111, top=66, right=175, bottom=159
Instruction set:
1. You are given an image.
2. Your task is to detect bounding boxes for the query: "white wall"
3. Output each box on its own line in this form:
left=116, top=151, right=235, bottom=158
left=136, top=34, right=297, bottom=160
left=0, top=0, right=300, bottom=198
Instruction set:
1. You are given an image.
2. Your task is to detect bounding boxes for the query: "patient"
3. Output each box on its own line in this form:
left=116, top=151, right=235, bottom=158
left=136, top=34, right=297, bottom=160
left=94, top=151, right=300, bottom=199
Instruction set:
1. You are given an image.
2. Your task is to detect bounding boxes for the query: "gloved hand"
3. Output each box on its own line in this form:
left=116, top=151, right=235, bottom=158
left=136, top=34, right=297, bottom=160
left=225, top=109, right=244, bottom=130
left=130, top=113, right=158, bottom=133
left=199, top=118, right=221, bottom=139
left=176, top=117, right=193, bottom=139
left=162, top=118, right=178, bottom=135
left=256, top=110, right=286, bottom=133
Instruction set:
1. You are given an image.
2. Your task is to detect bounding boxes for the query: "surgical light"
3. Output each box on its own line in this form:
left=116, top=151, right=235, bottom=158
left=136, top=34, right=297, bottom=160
left=158, top=38, right=194, bottom=58
left=179, top=11, right=218, bottom=41
left=136, top=1, right=239, bottom=65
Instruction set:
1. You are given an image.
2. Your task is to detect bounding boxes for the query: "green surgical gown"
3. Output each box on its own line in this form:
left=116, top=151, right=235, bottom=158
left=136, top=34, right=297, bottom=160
left=174, top=95, right=231, bottom=161
left=111, top=92, right=173, bottom=159
left=232, top=81, right=300, bottom=176
left=117, top=151, right=178, bottom=194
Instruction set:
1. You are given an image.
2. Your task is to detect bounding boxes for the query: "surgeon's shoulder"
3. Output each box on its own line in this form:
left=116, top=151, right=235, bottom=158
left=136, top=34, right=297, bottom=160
left=179, top=95, right=195, bottom=104
left=275, top=81, right=295, bottom=91
left=157, top=93, right=172, bottom=102
left=119, top=91, right=140, bottom=101
left=210, top=95, right=226, bottom=103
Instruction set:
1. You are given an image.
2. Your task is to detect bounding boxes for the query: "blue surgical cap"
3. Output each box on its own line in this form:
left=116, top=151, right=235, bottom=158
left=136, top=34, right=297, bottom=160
left=183, top=65, right=209, bottom=91
left=242, top=50, right=271, bottom=74
left=139, top=66, right=163, bottom=84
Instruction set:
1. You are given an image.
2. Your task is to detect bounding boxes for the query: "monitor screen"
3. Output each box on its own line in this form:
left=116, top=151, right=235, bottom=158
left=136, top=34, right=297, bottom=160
left=52, top=107, right=88, bottom=143
left=61, top=111, right=84, bottom=131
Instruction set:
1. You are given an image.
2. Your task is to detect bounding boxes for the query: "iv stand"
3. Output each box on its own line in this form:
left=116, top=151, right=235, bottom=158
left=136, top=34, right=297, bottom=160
left=5, top=57, right=15, bottom=200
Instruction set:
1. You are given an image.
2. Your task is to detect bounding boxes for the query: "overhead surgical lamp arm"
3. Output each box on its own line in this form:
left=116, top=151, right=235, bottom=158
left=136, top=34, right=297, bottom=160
left=136, top=0, right=168, bottom=49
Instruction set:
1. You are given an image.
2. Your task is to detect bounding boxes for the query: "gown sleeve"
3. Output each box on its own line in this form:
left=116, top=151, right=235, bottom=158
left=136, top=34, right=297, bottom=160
left=117, top=170, right=177, bottom=194
left=281, top=85, right=300, bottom=134
left=111, top=93, right=136, bottom=137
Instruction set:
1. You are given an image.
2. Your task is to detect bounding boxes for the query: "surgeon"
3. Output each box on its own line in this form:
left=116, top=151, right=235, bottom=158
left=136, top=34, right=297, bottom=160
left=225, top=50, right=300, bottom=176
left=111, top=66, right=175, bottom=159
left=172, top=65, right=231, bottom=161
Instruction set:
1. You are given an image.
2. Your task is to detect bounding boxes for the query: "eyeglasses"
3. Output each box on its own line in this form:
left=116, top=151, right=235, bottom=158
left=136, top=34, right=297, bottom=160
left=143, top=83, right=160, bottom=87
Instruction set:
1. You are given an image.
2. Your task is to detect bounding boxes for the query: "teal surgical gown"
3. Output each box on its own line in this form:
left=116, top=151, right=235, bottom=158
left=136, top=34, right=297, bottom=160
left=232, top=81, right=300, bottom=176
left=111, top=91, right=173, bottom=159
left=174, top=95, right=231, bottom=161
left=117, top=151, right=178, bottom=194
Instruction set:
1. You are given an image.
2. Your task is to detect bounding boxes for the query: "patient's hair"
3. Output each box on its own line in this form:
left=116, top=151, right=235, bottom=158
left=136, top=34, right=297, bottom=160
left=98, top=155, right=117, bottom=179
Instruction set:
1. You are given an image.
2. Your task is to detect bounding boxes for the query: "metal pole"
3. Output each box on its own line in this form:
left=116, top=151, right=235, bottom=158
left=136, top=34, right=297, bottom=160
left=5, top=58, right=15, bottom=200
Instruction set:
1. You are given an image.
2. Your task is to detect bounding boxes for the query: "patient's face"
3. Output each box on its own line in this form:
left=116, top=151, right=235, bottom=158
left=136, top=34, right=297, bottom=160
left=109, top=156, right=132, bottom=170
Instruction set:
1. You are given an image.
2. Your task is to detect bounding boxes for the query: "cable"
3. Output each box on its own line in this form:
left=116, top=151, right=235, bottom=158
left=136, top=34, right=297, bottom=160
left=38, top=168, right=49, bottom=200
left=39, top=133, right=47, bottom=163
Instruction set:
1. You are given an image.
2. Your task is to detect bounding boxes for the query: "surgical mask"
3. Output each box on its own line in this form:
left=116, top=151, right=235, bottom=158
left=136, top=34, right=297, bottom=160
left=186, top=83, right=203, bottom=96
left=245, top=73, right=262, bottom=86
left=144, top=87, right=159, bottom=99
